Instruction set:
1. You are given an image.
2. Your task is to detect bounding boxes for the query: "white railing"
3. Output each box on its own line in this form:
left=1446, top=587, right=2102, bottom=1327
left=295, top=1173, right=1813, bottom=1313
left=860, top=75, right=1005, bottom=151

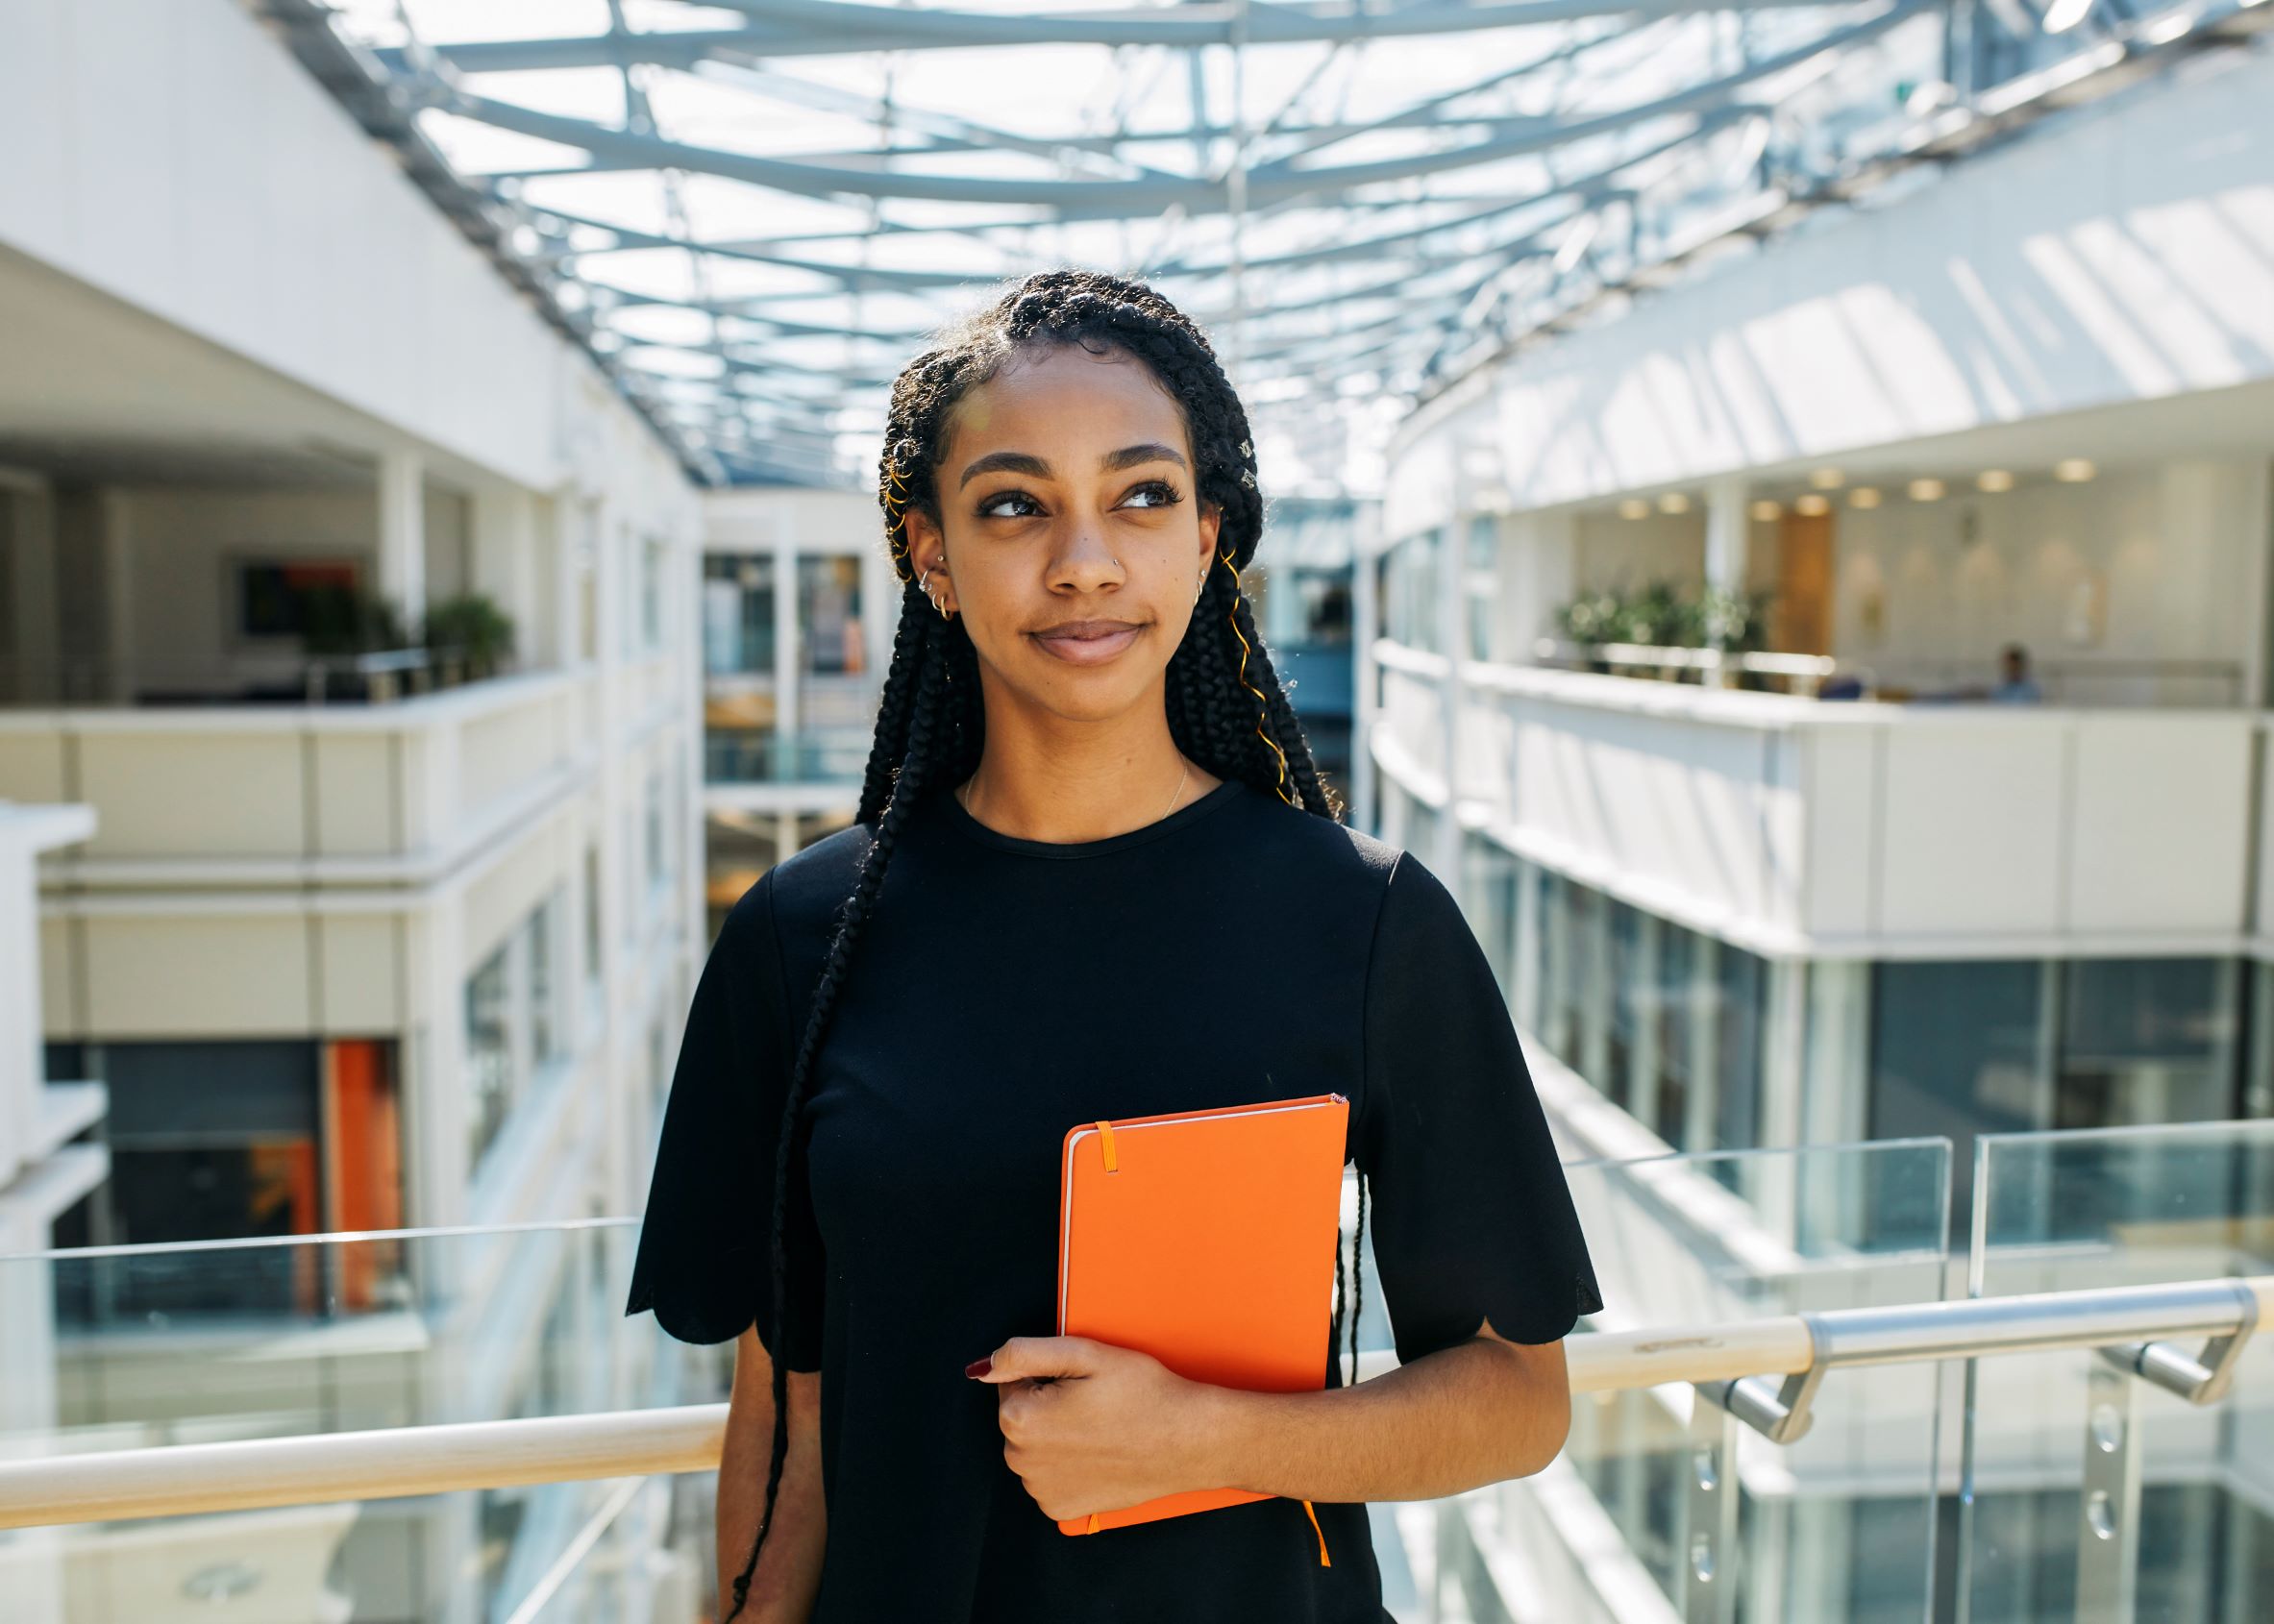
left=3, top=1275, right=2263, bottom=1531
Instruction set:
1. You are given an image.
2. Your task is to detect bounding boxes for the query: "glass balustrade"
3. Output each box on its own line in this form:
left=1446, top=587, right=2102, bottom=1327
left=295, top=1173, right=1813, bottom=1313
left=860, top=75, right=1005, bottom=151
left=1393, top=1137, right=1955, bottom=1624
left=1962, top=1120, right=2274, bottom=1624
left=7, top=1126, right=2274, bottom=1622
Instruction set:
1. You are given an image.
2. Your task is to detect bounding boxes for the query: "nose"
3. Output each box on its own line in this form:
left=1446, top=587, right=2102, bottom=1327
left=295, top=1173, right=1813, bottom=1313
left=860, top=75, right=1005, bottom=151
left=1045, top=510, right=1125, bottom=595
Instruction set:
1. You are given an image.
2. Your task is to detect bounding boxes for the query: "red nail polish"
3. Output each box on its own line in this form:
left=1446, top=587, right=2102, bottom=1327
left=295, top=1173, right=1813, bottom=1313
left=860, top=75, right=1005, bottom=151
left=965, top=1357, right=992, bottom=1378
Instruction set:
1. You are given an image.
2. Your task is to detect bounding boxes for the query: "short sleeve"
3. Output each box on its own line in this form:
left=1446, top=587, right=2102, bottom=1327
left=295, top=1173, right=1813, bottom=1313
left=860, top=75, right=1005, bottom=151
left=623, top=871, right=825, bottom=1369
left=1353, top=849, right=1604, bottom=1358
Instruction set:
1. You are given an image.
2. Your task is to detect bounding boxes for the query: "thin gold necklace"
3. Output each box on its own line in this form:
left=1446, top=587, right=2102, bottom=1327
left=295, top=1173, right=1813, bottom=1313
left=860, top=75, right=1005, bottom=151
left=958, top=757, right=1192, bottom=830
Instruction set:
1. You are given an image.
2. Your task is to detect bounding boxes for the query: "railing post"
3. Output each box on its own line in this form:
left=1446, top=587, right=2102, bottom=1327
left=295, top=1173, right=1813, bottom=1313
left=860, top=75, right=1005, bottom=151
left=2075, top=1357, right=2142, bottom=1624
left=1685, top=1385, right=1741, bottom=1624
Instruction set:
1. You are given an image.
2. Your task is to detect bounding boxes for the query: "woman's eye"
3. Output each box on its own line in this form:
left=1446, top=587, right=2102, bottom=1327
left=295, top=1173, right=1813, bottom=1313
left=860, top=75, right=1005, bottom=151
left=1122, top=480, right=1181, bottom=510
left=976, top=490, right=1043, bottom=519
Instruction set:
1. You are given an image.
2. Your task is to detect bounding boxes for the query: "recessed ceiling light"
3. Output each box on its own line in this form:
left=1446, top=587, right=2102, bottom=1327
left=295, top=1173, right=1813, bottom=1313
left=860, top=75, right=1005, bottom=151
left=1977, top=468, right=2014, bottom=493
left=1619, top=498, right=1651, bottom=520
left=1810, top=468, right=1846, bottom=490
left=1909, top=478, right=1945, bottom=502
left=1749, top=499, right=1783, bottom=522
left=1657, top=492, right=1692, bottom=514
left=2054, top=458, right=2096, bottom=482
left=1795, top=493, right=1831, bottom=517
left=1850, top=486, right=1883, bottom=508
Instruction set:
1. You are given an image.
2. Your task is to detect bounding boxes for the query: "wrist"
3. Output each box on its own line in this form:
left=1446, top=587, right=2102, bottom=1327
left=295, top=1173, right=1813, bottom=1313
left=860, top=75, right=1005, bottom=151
left=1177, top=1379, right=1261, bottom=1493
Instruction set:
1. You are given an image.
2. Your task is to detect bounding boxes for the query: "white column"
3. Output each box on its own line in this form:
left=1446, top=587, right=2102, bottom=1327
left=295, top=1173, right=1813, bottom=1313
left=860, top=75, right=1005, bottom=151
left=860, top=533, right=895, bottom=680
left=471, top=488, right=539, bottom=672
left=1506, top=509, right=1577, bottom=665
left=378, top=450, right=428, bottom=634
left=1705, top=475, right=1749, bottom=687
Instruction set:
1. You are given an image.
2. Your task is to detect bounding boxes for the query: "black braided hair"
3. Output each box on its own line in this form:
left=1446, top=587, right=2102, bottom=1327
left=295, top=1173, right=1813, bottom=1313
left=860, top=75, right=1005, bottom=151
left=722, top=267, right=1362, bottom=1620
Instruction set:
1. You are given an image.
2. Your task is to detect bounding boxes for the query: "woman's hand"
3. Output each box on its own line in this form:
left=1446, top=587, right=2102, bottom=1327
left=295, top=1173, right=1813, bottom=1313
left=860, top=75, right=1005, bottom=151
left=967, top=1336, right=1225, bottom=1521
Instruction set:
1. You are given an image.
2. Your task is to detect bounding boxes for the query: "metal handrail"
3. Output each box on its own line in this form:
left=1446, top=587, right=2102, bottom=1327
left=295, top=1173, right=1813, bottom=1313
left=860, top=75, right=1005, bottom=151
left=3, top=1273, right=2266, bottom=1532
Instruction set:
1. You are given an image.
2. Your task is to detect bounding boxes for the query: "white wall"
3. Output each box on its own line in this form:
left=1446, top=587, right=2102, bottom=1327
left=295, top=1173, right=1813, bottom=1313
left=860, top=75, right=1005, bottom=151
left=1832, top=459, right=2273, bottom=703
left=1572, top=511, right=1705, bottom=596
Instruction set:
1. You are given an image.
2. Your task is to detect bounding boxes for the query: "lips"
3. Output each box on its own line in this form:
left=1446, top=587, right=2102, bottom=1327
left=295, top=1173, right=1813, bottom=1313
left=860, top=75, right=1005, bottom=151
left=1030, top=621, right=1145, bottom=665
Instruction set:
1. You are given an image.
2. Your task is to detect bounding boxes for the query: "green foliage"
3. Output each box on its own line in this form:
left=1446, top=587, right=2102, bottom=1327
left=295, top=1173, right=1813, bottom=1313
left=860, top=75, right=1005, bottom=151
left=1553, top=580, right=1771, bottom=652
left=422, top=594, right=518, bottom=677
left=300, top=584, right=408, bottom=656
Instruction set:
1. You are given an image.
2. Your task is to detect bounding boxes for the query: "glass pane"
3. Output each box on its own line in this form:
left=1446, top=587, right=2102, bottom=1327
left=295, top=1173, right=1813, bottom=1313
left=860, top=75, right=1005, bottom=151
left=1965, top=1120, right=2274, bottom=1623
left=2054, top=958, right=2238, bottom=1131
left=1393, top=1138, right=1952, bottom=1623
left=1868, top=958, right=2045, bottom=1235
left=463, top=941, right=513, bottom=1172
left=798, top=555, right=865, bottom=676
left=703, top=553, right=776, bottom=676
left=1, top=1220, right=729, bottom=1459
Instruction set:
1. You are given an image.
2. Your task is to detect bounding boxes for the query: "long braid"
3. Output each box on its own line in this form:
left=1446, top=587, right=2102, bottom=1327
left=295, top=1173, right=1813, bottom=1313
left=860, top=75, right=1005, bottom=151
left=725, top=618, right=946, bottom=1620
left=730, top=269, right=1368, bottom=1613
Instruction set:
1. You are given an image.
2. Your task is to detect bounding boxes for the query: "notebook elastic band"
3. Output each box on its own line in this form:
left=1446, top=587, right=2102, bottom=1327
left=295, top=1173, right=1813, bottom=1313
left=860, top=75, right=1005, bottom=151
left=1094, top=1120, right=1119, bottom=1172
left=1300, top=1498, right=1330, bottom=1565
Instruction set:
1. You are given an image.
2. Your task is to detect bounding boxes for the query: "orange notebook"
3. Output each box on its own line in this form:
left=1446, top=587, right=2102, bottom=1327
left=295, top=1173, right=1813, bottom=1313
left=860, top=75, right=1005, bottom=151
left=1054, top=1091, right=1349, bottom=1543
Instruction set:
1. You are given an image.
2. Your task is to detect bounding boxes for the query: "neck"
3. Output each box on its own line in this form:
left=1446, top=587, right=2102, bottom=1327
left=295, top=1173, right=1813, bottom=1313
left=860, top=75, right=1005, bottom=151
left=954, top=676, right=1221, bottom=844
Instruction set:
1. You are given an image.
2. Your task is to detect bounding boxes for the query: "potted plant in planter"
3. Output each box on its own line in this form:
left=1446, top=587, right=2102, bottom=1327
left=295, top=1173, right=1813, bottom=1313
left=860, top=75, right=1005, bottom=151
left=421, top=594, right=517, bottom=685
left=299, top=585, right=412, bottom=701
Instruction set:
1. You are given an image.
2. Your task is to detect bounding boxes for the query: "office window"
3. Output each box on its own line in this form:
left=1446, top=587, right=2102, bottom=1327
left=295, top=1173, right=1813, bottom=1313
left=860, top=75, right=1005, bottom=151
left=530, top=896, right=559, bottom=1067
left=1561, top=880, right=1599, bottom=1076
left=1460, top=832, right=1517, bottom=995
left=2056, top=957, right=2237, bottom=1129
left=582, top=843, right=604, bottom=1001
left=1606, top=900, right=1646, bottom=1115
left=48, top=1039, right=401, bottom=1320
left=465, top=888, right=572, bottom=1179
left=1464, top=513, right=1498, bottom=661
left=640, top=537, right=665, bottom=652
left=644, top=768, right=666, bottom=892
left=1297, top=575, right=1352, bottom=646
left=465, top=939, right=514, bottom=1171
left=1868, top=960, right=2044, bottom=1233
left=1652, top=923, right=1695, bottom=1147
left=703, top=554, right=776, bottom=675
left=1710, top=941, right=1767, bottom=1157
left=1382, top=529, right=1443, bottom=651
left=800, top=554, right=866, bottom=674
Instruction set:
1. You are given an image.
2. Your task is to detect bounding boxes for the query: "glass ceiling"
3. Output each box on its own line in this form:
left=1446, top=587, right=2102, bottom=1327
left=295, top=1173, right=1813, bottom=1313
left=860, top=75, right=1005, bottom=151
left=298, top=0, right=2247, bottom=492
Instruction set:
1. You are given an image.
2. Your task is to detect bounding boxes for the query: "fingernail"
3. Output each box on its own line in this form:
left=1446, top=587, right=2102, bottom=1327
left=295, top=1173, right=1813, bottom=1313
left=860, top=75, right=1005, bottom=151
left=964, top=1357, right=992, bottom=1379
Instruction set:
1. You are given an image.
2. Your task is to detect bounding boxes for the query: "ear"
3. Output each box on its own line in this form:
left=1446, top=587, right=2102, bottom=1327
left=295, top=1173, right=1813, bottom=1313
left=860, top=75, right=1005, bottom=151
left=1197, top=499, right=1222, bottom=565
left=902, top=506, right=950, bottom=595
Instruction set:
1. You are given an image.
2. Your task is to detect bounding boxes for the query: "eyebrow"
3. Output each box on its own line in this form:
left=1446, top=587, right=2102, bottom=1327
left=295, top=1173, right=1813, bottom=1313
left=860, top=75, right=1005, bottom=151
left=957, top=442, right=1189, bottom=489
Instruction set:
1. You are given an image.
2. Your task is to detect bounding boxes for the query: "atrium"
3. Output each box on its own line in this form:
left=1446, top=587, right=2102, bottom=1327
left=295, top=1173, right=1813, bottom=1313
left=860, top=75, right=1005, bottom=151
left=2, top=2, right=2272, bottom=1621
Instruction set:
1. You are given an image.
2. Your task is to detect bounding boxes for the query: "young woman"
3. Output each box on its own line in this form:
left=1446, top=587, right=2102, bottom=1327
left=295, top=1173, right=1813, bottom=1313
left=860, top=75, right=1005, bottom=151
left=625, top=269, right=1603, bottom=1624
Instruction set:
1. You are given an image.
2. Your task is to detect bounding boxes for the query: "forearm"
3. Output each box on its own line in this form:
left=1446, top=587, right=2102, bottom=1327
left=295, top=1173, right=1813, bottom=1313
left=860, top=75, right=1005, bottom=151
left=717, top=1341, right=826, bottom=1621
left=1192, top=1340, right=1569, bottom=1504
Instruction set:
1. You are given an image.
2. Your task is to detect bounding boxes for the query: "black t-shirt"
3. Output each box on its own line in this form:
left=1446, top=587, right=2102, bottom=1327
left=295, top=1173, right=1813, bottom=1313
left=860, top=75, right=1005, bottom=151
left=624, top=774, right=1603, bottom=1622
